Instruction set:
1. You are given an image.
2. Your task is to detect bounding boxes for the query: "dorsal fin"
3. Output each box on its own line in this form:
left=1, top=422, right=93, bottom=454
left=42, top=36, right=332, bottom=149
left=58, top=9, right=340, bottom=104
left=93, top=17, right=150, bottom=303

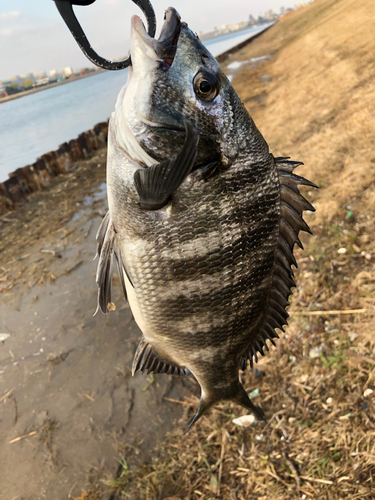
left=242, top=157, right=317, bottom=370
left=132, top=337, right=191, bottom=377
left=95, top=212, right=133, bottom=314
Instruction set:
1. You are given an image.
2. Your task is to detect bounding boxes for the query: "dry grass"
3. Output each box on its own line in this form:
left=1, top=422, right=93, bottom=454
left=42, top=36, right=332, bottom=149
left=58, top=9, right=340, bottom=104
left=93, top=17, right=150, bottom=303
left=232, top=0, right=375, bottom=223
left=100, top=0, right=375, bottom=498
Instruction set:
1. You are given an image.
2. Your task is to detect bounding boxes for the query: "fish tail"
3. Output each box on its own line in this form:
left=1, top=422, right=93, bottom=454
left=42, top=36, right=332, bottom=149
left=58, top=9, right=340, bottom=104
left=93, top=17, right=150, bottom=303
left=233, top=382, right=266, bottom=421
left=184, top=395, right=213, bottom=435
left=184, top=380, right=265, bottom=433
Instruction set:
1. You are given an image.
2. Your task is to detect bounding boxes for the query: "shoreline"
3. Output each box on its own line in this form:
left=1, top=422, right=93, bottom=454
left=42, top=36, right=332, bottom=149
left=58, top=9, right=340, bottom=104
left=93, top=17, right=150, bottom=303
left=0, top=69, right=104, bottom=105
left=215, top=22, right=274, bottom=63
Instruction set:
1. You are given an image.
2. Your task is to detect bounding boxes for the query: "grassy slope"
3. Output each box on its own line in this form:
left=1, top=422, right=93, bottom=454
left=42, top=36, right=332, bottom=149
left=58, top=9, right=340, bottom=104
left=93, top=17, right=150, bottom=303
left=235, top=0, right=375, bottom=221
left=84, top=1, right=375, bottom=498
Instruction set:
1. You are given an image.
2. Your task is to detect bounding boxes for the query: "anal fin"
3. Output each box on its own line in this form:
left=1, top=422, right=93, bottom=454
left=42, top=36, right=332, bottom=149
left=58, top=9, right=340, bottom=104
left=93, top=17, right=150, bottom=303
left=132, top=337, right=190, bottom=377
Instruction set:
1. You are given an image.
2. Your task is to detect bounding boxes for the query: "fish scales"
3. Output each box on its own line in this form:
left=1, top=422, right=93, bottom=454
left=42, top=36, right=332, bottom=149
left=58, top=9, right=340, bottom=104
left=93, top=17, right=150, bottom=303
left=114, top=158, right=278, bottom=345
left=96, top=7, right=316, bottom=430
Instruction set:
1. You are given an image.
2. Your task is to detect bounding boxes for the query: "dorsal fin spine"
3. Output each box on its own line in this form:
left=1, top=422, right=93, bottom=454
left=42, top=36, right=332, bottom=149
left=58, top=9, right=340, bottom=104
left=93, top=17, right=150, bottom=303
left=270, top=287, right=289, bottom=308
left=278, top=234, right=298, bottom=267
left=243, top=157, right=317, bottom=370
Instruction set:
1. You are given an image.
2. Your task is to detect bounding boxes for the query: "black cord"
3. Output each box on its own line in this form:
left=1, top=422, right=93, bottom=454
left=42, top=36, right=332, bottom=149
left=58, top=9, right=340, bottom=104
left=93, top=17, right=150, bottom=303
left=53, top=0, right=156, bottom=70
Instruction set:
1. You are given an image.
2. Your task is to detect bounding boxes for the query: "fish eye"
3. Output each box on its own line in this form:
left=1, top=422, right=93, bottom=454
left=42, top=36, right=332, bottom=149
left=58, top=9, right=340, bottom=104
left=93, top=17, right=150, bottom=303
left=193, top=71, right=219, bottom=101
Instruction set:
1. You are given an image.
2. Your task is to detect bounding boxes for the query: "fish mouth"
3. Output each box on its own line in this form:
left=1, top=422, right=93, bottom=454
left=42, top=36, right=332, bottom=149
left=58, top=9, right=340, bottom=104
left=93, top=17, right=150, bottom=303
left=131, top=7, right=181, bottom=70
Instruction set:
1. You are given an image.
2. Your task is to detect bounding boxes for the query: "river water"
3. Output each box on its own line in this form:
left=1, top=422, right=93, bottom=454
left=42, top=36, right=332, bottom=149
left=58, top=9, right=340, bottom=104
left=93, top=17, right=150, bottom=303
left=0, top=24, right=269, bottom=181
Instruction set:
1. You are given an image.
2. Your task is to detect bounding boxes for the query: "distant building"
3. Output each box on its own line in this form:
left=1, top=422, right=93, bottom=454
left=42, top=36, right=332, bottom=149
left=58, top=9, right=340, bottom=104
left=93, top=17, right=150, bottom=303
left=63, top=67, right=73, bottom=77
left=280, top=6, right=286, bottom=16
left=0, top=80, right=10, bottom=90
left=50, top=69, right=59, bottom=79
left=78, top=67, right=95, bottom=76
left=263, top=8, right=280, bottom=21
left=20, top=72, right=36, bottom=83
left=33, top=71, right=46, bottom=80
left=248, top=14, right=256, bottom=26
left=34, top=76, right=51, bottom=87
left=8, top=75, right=22, bottom=87
left=0, top=76, right=21, bottom=95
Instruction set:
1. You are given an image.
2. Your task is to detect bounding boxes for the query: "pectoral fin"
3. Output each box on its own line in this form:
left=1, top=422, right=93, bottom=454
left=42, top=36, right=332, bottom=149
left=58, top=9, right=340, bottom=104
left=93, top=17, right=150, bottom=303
left=133, top=120, right=199, bottom=210
left=95, top=212, right=133, bottom=314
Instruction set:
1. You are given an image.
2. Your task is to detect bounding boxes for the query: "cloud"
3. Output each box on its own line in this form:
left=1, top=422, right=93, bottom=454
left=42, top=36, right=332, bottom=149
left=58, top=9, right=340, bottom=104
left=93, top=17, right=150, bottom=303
left=0, top=11, right=21, bottom=21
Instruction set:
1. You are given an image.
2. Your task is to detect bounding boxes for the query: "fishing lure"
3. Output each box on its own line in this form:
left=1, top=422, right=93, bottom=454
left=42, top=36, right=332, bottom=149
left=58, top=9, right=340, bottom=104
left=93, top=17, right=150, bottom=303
left=54, top=0, right=156, bottom=69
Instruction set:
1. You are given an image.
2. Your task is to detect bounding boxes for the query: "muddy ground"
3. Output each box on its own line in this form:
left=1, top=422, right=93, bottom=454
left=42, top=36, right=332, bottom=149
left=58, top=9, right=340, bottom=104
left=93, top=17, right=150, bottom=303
left=0, top=154, right=194, bottom=499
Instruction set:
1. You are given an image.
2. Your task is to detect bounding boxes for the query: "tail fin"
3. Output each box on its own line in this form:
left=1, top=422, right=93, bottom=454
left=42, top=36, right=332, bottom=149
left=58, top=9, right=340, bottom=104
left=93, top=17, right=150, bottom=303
left=185, top=381, right=265, bottom=434
left=234, top=382, right=266, bottom=421
left=184, top=396, right=212, bottom=435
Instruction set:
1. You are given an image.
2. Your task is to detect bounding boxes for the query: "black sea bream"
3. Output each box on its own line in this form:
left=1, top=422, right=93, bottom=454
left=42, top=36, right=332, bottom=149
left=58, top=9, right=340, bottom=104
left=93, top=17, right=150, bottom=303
left=96, top=7, right=316, bottom=430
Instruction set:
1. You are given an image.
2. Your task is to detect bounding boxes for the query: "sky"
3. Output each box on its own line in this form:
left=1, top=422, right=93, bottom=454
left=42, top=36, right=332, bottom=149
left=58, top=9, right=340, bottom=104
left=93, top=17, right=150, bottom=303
left=0, top=0, right=297, bottom=81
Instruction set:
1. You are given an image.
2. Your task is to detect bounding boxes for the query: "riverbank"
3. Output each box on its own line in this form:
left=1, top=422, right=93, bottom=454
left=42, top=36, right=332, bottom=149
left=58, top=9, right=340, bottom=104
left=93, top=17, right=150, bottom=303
left=0, top=121, right=109, bottom=213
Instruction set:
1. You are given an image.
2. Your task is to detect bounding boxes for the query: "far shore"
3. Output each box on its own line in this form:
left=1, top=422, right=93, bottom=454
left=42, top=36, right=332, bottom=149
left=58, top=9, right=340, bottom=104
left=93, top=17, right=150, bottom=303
left=0, top=69, right=104, bottom=105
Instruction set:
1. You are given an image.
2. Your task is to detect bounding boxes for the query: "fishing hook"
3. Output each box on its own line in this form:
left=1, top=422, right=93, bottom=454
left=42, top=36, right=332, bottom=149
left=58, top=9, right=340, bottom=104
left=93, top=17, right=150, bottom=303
left=53, top=0, right=156, bottom=70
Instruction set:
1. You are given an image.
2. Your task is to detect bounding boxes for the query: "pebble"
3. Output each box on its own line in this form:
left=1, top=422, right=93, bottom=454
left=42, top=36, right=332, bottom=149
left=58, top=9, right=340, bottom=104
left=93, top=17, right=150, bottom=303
left=326, top=397, right=333, bottom=404
left=365, top=253, right=372, bottom=261
left=232, top=414, right=256, bottom=427
left=348, top=332, right=358, bottom=342
left=248, top=388, right=259, bottom=399
left=337, top=247, right=347, bottom=254
left=309, top=345, right=323, bottom=358
left=363, top=388, right=374, bottom=398
left=0, top=333, right=10, bottom=342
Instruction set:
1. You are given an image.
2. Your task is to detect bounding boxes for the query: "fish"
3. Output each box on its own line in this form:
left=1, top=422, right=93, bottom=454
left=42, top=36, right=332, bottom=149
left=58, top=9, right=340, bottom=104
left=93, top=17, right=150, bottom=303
left=95, top=7, right=317, bottom=431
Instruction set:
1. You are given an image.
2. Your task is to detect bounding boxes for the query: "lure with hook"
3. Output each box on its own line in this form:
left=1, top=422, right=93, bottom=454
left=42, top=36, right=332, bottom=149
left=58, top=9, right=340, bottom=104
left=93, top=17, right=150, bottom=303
left=53, top=0, right=156, bottom=70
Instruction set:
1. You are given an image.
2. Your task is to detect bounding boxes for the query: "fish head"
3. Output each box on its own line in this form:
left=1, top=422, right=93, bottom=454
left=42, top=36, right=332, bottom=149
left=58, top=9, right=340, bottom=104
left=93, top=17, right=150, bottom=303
left=117, top=7, right=252, bottom=166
